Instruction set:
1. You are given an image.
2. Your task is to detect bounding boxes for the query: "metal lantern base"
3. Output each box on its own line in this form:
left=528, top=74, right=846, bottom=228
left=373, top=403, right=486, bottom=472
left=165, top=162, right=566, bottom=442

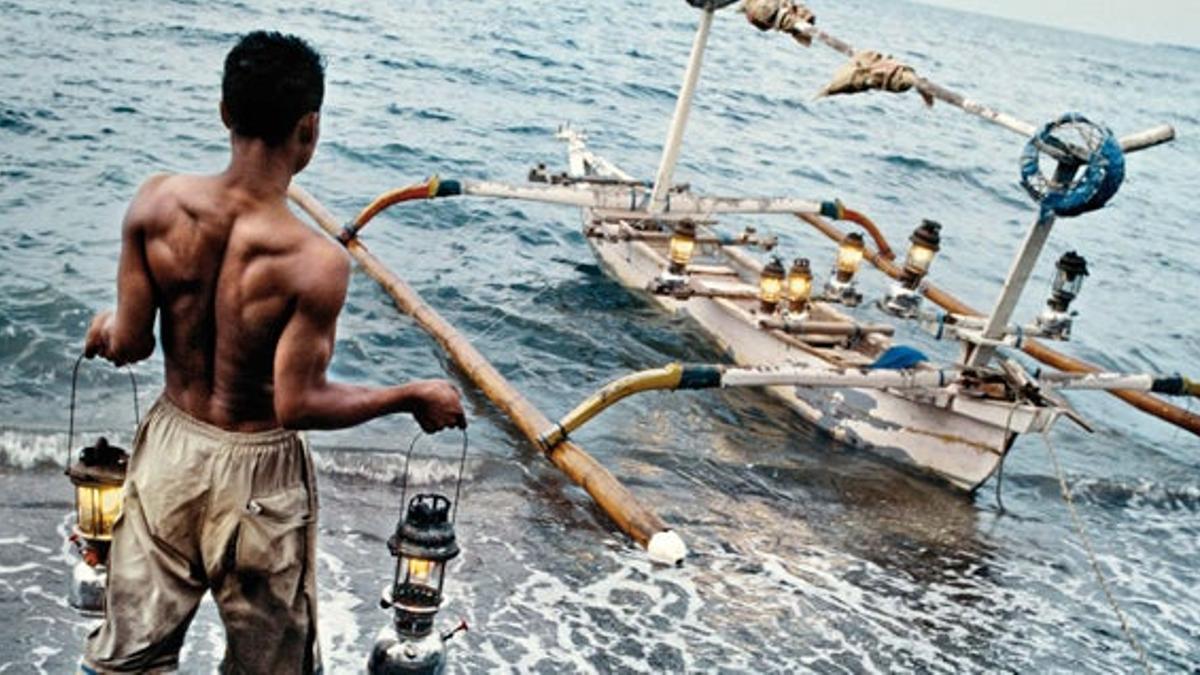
left=1035, top=308, right=1074, bottom=341
left=368, top=623, right=447, bottom=675
left=822, top=278, right=863, bottom=307
left=880, top=283, right=923, bottom=318
left=69, top=560, right=107, bottom=616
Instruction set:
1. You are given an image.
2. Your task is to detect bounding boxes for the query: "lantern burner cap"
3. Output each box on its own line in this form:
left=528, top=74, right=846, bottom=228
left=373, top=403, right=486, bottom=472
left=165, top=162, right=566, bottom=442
left=911, top=220, right=942, bottom=250
left=389, top=494, right=461, bottom=561
left=80, top=436, right=128, bottom=467
left=68, top=436, right=129, bottom=485
left=406, top=494, right=451, bottom=527
left=1057, top=250, right=1089, bottom=278
left=762, top=256, right=785, bottom=277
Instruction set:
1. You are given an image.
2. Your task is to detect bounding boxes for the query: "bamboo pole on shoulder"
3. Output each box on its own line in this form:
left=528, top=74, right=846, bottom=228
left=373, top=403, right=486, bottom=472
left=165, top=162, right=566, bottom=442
left=798, top=212, right=1200, bottom=437
left=287, top=184, right=686, bottom=564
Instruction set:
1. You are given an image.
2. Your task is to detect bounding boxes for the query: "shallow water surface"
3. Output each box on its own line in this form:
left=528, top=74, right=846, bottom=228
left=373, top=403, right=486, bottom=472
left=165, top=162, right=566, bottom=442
left=1, top=0, right=1199, bottom=672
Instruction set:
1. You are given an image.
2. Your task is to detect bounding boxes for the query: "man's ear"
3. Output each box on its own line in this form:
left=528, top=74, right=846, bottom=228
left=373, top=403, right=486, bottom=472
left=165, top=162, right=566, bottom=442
left=297, top=112, right=319, bottom=146
left=220, top=100, right=232, bottom=130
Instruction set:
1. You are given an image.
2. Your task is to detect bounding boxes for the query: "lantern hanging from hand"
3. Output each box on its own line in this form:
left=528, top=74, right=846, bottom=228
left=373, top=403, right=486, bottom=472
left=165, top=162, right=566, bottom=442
left=369, top=434, right=470, bottom=675
left=64, top=356, right=138, bottom=616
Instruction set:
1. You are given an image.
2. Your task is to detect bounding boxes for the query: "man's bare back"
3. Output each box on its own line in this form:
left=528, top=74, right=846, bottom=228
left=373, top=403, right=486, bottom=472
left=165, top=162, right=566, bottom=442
left=87, top=172, right=330, bottom=429
left=84, top=39, right=463, bottom=435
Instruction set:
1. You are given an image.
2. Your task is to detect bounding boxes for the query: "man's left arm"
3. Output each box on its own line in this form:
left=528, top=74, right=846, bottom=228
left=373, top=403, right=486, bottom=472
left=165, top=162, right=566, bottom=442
left=84, top=178, right=162, bottom=365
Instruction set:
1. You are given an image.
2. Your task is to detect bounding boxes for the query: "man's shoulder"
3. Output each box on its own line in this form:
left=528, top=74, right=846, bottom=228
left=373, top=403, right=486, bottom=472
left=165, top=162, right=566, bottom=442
left=289, top=227, right=350, bottom=290
left=286, top=236, right=349, bottom=316
left=125, top=173, right=213, bottom=229
left=302, top=234, right=350, bottom=275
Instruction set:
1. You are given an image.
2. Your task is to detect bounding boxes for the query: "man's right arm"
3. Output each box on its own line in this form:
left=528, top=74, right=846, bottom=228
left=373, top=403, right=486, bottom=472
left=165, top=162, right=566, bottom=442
left=272, top=248, right=465, bottom=432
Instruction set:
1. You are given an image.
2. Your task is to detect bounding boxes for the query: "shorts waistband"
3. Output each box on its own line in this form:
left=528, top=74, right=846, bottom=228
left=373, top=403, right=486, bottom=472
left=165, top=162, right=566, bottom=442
left=150, top=395, right=299, bottom=448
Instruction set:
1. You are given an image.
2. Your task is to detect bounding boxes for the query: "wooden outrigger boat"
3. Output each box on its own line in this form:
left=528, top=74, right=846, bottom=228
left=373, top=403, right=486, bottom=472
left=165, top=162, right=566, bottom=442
left=284, top=1, right=1200, bottom=566
left=319, top=0, right=1194, bottom=495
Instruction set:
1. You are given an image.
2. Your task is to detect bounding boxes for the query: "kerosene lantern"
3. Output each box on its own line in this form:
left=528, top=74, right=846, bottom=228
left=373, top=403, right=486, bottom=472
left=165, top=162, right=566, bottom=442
left=667, top=219, right=697, bottom=275
left=66, top=436, right=128, bottom=613
left=882, top=220, right=941, bottom=318
left=758, top=256, right=786, bottom=314
left=369, top=435, right=469, bottom=674
left=1035, top=251, right=1089, bottom=340
left=65, top=357, right=136, bottom=615
left=822, top=232, right=865, bottom=306
left=785, top=258, right=813, bottom=315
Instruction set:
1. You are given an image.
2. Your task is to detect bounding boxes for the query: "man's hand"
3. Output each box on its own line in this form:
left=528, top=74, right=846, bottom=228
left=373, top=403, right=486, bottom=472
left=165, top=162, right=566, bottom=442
left=410, top=380, right=467, bottom=433
left=84, top=310, right=117, bottom=363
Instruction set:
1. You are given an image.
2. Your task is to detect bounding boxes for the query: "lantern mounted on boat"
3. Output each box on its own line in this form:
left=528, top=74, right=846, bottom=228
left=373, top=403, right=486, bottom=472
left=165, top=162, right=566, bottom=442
left=1035, top=251, right=1089, bottom=341
left=758, top=256, right=786, bottom=314
left=369, top=433, right=470, bottom=675
left=902, top=220, right=941, bottom=287
left=786, top=257, right=813, bottom=315
left=64, top=355, right=138, bottom=615
left=667, top=219, right=698, bottom=276
left=882, top=220, right=941, bottom=318
left=822, top=232, right=865, bottom=307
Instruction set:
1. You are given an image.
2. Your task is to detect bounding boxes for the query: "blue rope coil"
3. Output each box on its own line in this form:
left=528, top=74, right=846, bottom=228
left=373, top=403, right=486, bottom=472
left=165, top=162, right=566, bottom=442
left=1019, top=113, right=1125, bottom=218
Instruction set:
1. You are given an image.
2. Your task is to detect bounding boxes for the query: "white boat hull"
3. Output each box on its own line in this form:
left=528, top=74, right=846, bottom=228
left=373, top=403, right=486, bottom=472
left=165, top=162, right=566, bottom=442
left=583, top=217, right=1056, bottom=492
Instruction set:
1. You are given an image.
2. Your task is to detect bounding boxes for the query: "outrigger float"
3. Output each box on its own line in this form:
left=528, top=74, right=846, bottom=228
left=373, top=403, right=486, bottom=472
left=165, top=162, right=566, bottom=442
left=290, top=0, right=1197, bottom=562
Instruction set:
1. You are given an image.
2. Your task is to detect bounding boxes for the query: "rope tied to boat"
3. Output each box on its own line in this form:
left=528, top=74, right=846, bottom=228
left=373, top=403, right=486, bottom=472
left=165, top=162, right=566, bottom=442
left=1040, top=431, right=1152, bottom=673
left=817, top=50, right=934, bottom=105
left=741, top=0, right=816, bottom=46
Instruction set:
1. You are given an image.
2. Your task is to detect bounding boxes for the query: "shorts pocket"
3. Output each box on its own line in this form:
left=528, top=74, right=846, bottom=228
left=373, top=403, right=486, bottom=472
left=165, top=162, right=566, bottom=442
left=235, top=483, right=311, bottom=575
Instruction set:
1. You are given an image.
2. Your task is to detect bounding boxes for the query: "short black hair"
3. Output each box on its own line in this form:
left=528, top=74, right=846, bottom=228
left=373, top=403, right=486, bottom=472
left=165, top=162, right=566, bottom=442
left=222, top=31, right=324, bottom=146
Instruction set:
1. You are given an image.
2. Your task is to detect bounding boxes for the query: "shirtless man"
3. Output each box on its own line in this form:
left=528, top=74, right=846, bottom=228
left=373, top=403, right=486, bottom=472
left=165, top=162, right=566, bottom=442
left=79, top=31, right=464, bottom=674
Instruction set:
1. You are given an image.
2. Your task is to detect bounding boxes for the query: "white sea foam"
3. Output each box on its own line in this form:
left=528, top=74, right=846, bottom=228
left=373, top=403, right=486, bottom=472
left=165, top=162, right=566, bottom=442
left=0, top=427, right=135, bottom=470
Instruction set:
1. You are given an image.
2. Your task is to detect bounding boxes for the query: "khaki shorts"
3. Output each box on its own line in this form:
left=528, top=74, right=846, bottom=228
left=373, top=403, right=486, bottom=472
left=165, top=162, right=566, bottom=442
left=82, top=396, right=322, bottom=674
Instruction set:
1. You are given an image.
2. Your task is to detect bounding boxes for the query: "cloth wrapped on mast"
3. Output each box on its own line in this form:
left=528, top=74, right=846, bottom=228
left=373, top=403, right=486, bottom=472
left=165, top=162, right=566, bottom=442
left=741, top=0, right=816, bottom=46
left=818, top=50, right=934, bottom=105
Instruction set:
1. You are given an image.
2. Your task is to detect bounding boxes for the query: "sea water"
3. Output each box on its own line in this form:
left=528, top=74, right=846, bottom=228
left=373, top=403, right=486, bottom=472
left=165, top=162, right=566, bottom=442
left=1, top=0, right=1198, bottom=671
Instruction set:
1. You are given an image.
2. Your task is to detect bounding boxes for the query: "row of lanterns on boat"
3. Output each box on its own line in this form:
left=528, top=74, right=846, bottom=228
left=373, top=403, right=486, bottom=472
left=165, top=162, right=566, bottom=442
left=665, top=217, right=1089, bottom=339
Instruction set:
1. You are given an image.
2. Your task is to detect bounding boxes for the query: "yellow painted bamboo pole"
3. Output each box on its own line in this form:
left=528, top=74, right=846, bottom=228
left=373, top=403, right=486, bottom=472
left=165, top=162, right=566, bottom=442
left=798, top=212, right=1200, bottom=437
left=287, top=184, right=686, bottom=564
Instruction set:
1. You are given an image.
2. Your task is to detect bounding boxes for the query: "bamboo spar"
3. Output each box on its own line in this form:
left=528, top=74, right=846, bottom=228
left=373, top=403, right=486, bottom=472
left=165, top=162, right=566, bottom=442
left=287, top=184, right=687, bottom=565
left=798, top=212, right=1200, bottom=437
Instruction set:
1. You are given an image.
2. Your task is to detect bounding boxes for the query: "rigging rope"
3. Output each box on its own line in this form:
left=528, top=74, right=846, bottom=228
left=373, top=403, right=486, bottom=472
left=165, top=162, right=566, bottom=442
left=1040, top=431, right=1152, bottom=673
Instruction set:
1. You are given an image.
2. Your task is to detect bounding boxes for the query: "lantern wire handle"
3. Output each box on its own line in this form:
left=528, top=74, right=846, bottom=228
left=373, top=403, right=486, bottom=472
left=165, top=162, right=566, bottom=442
left=451, top=428, right=468, bottom=524
left=397, top=431, right=424, bottom=524
left=66, top=353, right=141, bottom=470
left=396, top=429, right=470, bottom=524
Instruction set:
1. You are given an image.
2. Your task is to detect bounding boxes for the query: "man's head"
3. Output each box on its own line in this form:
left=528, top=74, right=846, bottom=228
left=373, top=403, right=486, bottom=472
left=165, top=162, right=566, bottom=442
left=221, top=31, right=324, bottom=171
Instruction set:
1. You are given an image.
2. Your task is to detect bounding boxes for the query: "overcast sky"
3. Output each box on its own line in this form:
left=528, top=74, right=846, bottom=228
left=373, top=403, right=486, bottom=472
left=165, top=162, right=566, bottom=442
left=916, top=0, right=1199, bottom=47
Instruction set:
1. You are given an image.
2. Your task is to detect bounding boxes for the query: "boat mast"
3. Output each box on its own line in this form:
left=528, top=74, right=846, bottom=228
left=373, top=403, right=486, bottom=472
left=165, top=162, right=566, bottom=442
left=961, top=212, right=1057, bottom=368
left=648, top=5, right=716, bottom=212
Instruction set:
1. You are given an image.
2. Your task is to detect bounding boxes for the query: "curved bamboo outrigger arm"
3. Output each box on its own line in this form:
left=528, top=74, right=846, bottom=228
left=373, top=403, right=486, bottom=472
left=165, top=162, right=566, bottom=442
left=336, top=176, right=830, bottom=242
left=797, top=211, right=1200, bottom=438
left=539, top=362, right=1200, bottom=447
left=287, top=184, right=688, bottom=566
